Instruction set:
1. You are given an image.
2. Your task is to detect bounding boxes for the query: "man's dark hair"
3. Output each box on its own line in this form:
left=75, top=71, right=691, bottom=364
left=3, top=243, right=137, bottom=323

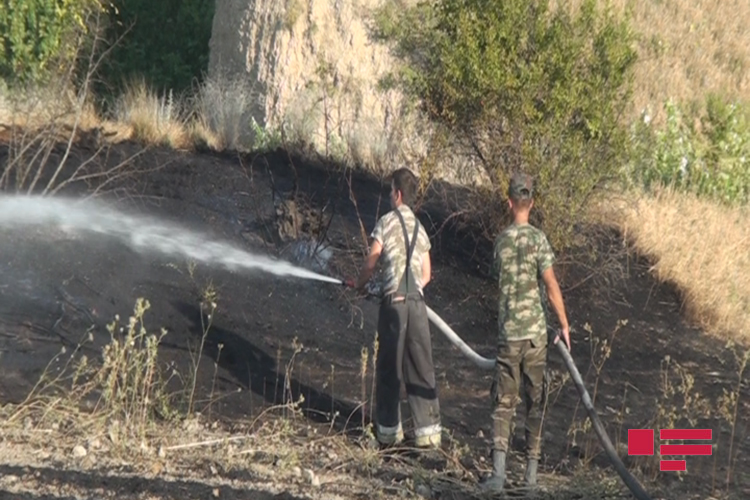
left=511, top=197, right=533, bottom=210
left=391, top=167, right=419, bottom=206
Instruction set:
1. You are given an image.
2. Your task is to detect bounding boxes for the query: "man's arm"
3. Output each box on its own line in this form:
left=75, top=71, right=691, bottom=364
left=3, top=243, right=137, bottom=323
left=421, top=251, right=432, bottom=288
left=353, top=239, right=383, bottom=290
left=541, top=266, right=571, bottom=350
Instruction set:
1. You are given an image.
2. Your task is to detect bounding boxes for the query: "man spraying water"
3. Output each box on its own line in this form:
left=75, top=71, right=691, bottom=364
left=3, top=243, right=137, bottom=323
left=345, top=168, right=442, bottom=449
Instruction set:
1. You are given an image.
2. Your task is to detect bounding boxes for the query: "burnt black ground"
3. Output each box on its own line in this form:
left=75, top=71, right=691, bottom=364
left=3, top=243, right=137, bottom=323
left=0, top=142, right=748, bottom=499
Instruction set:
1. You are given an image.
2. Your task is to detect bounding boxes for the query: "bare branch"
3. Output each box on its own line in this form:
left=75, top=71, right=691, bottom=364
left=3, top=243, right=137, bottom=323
left=345, top=168, right=369, bottom=252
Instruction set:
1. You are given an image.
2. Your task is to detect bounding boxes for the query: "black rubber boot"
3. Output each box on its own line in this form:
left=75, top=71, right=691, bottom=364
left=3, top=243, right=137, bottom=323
left=524, top=459, right=538, bottom=486
left=480, top=450, right=506, bottom=492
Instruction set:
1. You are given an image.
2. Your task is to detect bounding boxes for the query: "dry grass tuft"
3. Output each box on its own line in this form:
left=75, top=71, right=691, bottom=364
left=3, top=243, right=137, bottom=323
left=191, top=71, right=263, bottom=152
left=598, top=188, right=750, bottom=343
left=0, top=84, right=100, bottom=138
left=3, top=298, right=177, bottom=451
left=113, top=78, right=191, bottom=150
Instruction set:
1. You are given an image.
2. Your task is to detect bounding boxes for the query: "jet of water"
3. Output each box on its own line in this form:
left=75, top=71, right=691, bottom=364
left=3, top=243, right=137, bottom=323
left=0, top=194, right=343, bottom=285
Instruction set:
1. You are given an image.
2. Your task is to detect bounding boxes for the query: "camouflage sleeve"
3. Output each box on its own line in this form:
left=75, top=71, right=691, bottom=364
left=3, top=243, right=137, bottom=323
left=371, top=215, right=386, bottom=245
left=537, top=232, right=556, bottom=274
left=419, top=224, right=431, bottom=253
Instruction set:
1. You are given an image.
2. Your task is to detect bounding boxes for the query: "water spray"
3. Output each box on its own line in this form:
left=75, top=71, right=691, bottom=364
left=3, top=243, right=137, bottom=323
left=0, top=195, right=340, bottom=284
left=340, top=279, right=653, bottom=500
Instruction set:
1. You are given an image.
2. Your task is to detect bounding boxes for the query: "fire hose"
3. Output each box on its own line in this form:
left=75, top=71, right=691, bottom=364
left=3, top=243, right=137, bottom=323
left=342, top=280, right=653, bottom=500
left=429, top=305, right=653, bottom=500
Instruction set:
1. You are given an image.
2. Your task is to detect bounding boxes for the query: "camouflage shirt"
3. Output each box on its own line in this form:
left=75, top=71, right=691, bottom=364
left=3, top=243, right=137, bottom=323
left=491, top=222, right=556, bottom=345
left=371, top=205, right=431, bottom=297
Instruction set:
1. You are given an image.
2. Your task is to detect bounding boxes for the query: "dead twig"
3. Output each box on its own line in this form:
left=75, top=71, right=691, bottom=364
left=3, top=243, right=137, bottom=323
left=345, top=168, right=369, bottom=252
left=163, top=434, right=252, bottom=452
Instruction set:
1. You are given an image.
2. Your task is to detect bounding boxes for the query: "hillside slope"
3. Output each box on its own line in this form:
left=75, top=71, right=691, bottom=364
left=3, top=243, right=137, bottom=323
left=0, top=142, right=747, bottom=499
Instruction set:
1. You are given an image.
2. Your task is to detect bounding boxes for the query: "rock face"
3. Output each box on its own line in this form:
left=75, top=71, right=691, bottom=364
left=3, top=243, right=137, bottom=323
left=208, top=0, right=445, bottom=178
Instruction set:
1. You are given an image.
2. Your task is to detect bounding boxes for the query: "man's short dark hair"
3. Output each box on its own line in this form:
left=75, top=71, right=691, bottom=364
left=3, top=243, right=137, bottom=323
left=512, top=197, right=533, bottom=210
left=391, top=167, right=419, bottom=206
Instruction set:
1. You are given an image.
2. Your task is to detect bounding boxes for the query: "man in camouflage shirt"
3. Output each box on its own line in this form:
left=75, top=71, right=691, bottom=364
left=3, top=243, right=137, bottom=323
left=482, top=172, right=571, bottom=492
left=346, top=168, right=442, bottom=448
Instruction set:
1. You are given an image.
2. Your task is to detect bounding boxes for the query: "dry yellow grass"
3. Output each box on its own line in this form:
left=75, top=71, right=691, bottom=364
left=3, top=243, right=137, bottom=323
left=113, top=79, right=191, bottom=150
left=187, top=120, right=224, bottom=151
left=0, top=86, right=101, bottom=137
left=544, top=0, right=750, bottom=344
left=598, top=188, right=750, bottom=343
left=556, top=0, right=750, bottom=124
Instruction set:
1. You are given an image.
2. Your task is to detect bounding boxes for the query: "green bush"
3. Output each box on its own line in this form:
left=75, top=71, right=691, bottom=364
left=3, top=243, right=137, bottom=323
left=627, top=95, right=750, bottom=205
left=375, top=0, right=638, bottom=251
left=0, top=0, right=106, bottom=85
left=97, top=0, right=215, bottom=95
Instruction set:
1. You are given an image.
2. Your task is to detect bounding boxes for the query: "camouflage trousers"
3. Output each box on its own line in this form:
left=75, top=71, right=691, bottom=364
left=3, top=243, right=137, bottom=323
left=490, top=337, right=548, bottom=460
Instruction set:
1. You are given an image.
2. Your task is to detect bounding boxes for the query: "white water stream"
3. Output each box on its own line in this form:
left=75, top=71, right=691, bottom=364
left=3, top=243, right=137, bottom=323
left=0, top=195, right=342, bottom=284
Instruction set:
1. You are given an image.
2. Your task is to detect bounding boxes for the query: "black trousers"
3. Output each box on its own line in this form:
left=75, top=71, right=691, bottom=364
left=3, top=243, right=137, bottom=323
left=375, top=294, right=441, bottom=444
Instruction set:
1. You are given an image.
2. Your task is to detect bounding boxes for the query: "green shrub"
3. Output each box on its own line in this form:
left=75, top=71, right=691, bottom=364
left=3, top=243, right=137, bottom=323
left=97, top=0, right=215, bottom=95
left=0, top=0, right=107, bottom=85
left=375, top=0, right=638, bottom=251
left=627, top=95, right=750, bottom=205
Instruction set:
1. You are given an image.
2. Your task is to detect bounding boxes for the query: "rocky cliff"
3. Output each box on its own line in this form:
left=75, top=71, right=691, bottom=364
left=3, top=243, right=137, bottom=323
left=208, top=0, right=474, bottom=182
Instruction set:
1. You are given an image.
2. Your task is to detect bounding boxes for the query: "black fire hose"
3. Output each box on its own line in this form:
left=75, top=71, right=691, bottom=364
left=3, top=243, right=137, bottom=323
left=432, top=305, right=652, bottom=499
left=552, top=337, right=653, bottom=500
left=431, top=304, right=653, bottom=500
left=340, top=281, right=652, bottom=499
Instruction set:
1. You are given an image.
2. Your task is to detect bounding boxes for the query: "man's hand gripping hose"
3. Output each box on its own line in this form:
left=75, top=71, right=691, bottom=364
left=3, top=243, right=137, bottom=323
left=337, top=276, right=653, bottom=500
